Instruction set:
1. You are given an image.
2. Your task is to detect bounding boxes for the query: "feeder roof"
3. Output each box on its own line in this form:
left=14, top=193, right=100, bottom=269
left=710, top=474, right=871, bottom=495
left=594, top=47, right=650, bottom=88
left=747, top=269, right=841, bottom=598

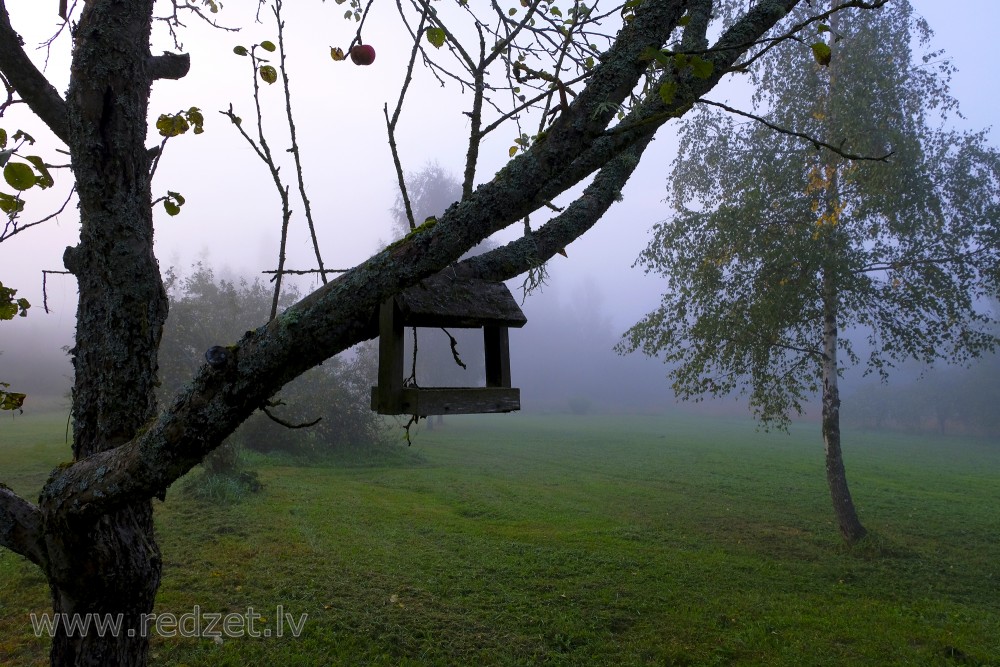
left=394, top=273, right=527, bottom=328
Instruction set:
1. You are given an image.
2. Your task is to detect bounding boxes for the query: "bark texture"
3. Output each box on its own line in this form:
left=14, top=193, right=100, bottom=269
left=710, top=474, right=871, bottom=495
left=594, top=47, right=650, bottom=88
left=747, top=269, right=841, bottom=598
left=47, top=1, right=166, bottom=663
left=820, top=265, right=867, bottom=545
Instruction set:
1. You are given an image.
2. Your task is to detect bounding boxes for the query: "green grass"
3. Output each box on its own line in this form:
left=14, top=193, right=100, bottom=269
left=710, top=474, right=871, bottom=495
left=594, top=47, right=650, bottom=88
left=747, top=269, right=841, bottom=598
left=2, top=411, right=999, bottom=665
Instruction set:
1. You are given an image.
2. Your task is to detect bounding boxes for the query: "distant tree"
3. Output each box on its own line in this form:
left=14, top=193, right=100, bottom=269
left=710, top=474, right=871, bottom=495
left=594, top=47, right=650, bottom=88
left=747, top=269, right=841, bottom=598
left=160, top=264, right=383, bottom=454
left=389, top=162, right=462, bottom=238
left=620, top=1, right=1000, bottom=544
left=158, top=263, right=287, bottom=399
left=846, top=351, right=1000, bottom=436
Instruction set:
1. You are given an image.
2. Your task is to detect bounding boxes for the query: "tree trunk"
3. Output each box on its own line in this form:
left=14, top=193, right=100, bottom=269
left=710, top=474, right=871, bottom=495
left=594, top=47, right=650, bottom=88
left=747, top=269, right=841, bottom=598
left=817, top=4, right=865, bottom=547
left=820, top=266, right=867, bottom=545
left=46, top=1, right=166, bottom=664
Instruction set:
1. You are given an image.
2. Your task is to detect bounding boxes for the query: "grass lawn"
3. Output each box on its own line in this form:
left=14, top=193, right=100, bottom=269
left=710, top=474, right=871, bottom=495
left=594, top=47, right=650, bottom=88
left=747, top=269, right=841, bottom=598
left=1, top=410, right=998, bottom=665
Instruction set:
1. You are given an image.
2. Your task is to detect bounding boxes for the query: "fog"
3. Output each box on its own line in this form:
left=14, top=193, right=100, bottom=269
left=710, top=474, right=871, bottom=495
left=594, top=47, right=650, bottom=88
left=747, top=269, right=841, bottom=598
left=1, top=1, right=998, bottom=433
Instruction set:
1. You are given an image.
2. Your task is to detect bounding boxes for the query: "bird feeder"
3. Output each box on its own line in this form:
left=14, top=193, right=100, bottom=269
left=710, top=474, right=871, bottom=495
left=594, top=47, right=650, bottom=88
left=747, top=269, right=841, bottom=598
left=371, top=273, right=527, bottom=416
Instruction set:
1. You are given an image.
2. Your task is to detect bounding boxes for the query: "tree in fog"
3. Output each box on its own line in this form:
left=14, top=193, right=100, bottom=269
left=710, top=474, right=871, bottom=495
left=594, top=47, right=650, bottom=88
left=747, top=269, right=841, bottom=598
left=160, top=264, right=383, bottom=453
left=621, top=0, right=1000, bottom=544
left=389, top=162, right=462, bottom=238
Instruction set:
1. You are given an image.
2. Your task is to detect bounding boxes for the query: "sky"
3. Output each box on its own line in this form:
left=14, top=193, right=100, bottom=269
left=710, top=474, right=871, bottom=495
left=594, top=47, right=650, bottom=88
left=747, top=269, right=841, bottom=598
left=1, top=0, right=998, bottom=409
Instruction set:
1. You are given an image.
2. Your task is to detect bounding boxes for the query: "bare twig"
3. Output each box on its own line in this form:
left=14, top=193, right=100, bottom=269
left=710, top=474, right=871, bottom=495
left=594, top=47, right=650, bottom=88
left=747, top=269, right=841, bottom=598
left=261, top=268, right=349, bottom=279
left=41, top=269, right=73, bottom=313
left=1, top=186, right=75, bottom=243
left=440, top=328, right=467, bottom=369
left=273, top=0, right=328, bottom=284
left=260, top=402, right=322, bottom=429
left=154, top=0, right=239, bottom=51
left=385, top=3, right=431, bottom=231
left=699, top=99, right=893, bottom=162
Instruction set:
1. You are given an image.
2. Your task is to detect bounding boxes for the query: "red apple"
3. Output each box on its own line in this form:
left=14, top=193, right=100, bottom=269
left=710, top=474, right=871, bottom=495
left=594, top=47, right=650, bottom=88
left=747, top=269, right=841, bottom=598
left=350, top=44, right=376, bottom=66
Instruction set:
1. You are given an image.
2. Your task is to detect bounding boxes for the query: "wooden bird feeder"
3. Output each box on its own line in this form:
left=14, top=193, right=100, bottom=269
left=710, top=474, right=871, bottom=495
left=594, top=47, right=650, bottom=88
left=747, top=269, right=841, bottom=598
left=371, top=273, right=527, bottom=416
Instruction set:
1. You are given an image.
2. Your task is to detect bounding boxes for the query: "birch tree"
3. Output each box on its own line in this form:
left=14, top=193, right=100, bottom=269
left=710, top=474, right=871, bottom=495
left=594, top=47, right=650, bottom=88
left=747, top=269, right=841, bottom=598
left=620, top=0, right=1000, bottom=544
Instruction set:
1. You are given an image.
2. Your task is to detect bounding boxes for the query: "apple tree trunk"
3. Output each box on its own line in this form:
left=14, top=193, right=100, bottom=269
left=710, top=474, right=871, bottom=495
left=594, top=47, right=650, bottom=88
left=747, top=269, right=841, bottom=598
left=45, top=1, right=166, bottom=664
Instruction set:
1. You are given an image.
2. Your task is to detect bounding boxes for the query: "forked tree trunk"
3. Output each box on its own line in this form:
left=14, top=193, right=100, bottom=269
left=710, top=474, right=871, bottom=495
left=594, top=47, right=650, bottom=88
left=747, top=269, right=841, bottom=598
left=820, top=266, right=867, bottom=545
left=46, top=1, right=167, bottom=664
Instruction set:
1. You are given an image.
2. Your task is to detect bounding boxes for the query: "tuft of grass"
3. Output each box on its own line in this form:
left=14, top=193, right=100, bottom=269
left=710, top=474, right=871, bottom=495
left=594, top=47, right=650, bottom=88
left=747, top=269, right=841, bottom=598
left=2, top=412, right=999, bottom=665
left=180, top=469, right=262, bottom=505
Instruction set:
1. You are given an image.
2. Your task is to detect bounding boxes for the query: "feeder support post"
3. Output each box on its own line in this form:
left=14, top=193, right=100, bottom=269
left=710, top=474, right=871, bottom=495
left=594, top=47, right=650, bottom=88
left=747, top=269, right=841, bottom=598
left=376, top=300, right=405, bottom=414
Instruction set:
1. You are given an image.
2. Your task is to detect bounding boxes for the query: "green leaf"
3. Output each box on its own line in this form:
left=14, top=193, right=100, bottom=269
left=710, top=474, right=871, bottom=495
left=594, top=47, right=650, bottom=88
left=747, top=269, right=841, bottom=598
left=0, top=282, right=29, bottom=320
left=156, top=113, right=189, bottom=137
left=689, top=55, right=714, bottom=79
left=658, top=81, right=678, bottom=105
left=811, top=42, right=832, bottom=67
left=259, top=65, right=278, bottom=84
left=640, top=47, right=673, bottom=69
left=3, top=162, right=36, bottom=191
left=0, top=128, right=6, bottom=148
left=12, top=130, right=35, bottom=145
left=0, top=385, right=26, bottom=412
left=260, top=40, right=277, bottom=52
left=186, top=107, right=205, bottom=134
left=0, top=192, right=23, bottom=214
left=233, top=45, right=249, bottom=56
left=163, top=190, right=185, bottom=216
left=678, top=14, right=690, bottom=26
left=25, top=156, right=54, bottom=189
left=0, top=148, right=11, bottom=167
left=425, top=27, right=446, bottom=48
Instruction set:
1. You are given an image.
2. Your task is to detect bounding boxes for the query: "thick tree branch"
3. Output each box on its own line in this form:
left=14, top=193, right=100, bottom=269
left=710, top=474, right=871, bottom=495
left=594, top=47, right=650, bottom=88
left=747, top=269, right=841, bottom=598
left=0, top=485, right=45, bottom=566
left=146, top=52, right=190, bottom=80
left=454, top=135, right=652, bottom=282
left=0, top=0, right=71, bottom=144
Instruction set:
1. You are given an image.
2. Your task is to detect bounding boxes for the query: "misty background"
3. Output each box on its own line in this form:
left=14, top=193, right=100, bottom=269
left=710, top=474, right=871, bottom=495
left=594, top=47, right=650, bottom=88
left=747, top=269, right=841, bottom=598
left=1, top=1, right=998, bottom=436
